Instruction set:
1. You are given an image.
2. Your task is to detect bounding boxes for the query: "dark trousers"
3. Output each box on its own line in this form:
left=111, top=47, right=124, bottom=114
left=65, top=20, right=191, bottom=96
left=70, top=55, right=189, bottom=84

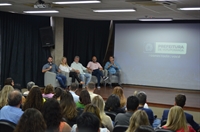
left=69, top=71, right=81, bottom=83
left=56, top=74, right=66, bottom=88
left=92, top=69, right=103, bottom=86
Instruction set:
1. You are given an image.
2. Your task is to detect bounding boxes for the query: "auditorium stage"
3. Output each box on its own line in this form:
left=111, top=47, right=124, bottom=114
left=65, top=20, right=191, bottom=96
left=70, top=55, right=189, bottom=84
left=77, top=85, right=200, bottom=112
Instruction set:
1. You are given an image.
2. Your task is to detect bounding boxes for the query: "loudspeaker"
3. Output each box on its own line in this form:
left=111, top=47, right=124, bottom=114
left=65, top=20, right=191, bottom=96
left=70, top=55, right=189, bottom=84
left=39, top=27, right=54, bottom=47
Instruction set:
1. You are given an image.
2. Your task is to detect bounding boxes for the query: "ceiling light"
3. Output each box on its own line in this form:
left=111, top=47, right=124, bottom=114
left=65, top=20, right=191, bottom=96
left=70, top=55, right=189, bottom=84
left=23, top=10, right=59, bottom=13
left=0, top=3, right=12, bottom=6
left=138, top=18, right=173, bottom=21
left=52, top=1, right=100, bottom=4
left=93, top=9, right=136, bottom=13
left=178, top=7, right=200, bottom=11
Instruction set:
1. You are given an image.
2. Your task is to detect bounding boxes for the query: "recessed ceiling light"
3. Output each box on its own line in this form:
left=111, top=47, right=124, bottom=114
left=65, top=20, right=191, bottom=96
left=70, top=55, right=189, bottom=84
left=52, top=1, right=100, bottom=4
left=0, top=3, right=12, bottom=6
left=178, top=7, right=200, bottom=11
left=23, top=10, right=59, bottom=13
left=93, top=9, right=136, bottom=13
left=138, top=18, right=173, bottom=21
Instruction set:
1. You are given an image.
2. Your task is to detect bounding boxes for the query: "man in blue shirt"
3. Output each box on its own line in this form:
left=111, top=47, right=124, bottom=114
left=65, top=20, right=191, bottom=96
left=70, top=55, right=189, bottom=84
left=104, top=56, right=121, bottom=86
left=0, top=90, right=24, bottom=124
left=42, top=56, right=66, bottom=89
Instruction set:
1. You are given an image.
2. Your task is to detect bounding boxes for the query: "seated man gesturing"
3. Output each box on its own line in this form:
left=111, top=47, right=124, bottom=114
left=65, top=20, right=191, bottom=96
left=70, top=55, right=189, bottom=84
left=87, top=56, right=108, bottom=88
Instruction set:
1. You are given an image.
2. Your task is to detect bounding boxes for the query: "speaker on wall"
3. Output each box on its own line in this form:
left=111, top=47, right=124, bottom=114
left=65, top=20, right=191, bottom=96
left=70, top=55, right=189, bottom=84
left=39, top=27, right=54, bottom=47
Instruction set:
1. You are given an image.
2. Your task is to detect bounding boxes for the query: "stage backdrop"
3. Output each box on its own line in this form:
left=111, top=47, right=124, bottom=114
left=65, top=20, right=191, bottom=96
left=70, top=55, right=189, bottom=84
left=114, top=22, right=200, bottom=90
left=64, top=18, right=110, bottom=66
left=0, top=11, right=51, bottom=87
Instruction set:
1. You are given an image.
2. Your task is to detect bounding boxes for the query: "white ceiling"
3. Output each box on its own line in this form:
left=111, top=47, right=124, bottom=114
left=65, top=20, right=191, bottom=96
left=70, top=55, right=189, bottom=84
left=0, top=0, right=200, bottom=20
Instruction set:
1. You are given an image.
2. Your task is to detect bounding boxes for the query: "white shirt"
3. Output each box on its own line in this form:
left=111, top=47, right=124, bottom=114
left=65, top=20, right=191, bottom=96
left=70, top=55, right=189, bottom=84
left=71, top=124, right=109, bottom=132
left=69, top=91, right=79, bottom=103
left=59, top=64, right=72, bottom=73
left=71, top=62, right=87, bottom=74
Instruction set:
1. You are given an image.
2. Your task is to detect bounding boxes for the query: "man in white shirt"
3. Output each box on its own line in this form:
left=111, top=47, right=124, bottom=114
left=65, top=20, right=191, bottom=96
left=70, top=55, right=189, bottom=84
left=87, top=82, right=99, bottom=101
left=71, top=56, right=92, bottom=88
left=69, top=83, right=79, bottom=103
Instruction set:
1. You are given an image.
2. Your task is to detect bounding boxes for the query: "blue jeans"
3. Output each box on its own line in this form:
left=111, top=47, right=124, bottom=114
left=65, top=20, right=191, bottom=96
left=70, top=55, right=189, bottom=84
left=92, top=69, right=103, bottom=87
left=79, top=73, right=92, bottom=87
left=56, top=74, right=66, bottom=88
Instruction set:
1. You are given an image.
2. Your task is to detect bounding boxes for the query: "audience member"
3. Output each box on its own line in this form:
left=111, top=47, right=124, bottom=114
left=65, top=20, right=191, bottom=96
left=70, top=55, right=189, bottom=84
left=92, top=96, right=113, bottom=132
left=69, top=83, right=79, bottom=103
left=42, top=98, right=71, bottom=132
left=42, top=56, right=66, bottom=89
left=0, top=85, right=14, bottom=109
left=76, top=90, right=91, bottom=109
left=53, top=87, right=64, bottom=102
left=162, top=106, right=195, bottom=132
left=60, top=57, right=84, bottom=84
left=112, top=86, right=126, bottom=108
left=87, top=56, right=108, bottom=88
left=105, top=94, right=125, bottom=114
left=104, top=56, right=121, bottom=86
left=87, top=82, right=99, bottom=101
left=23, top=81, right=35, bottom=96
left=76, top=112, right=101, bottom=132
left=71, top=104, right=109, bottom=132
left=0, top=90, right=23, bottom=124
left=23, top=87, right=43, bottom=112
left=60, top=91, right=78, bottom=127
left=136, top=91, right=155, bottom=126
left=135, top=125, right=155, bottom=132
left=162, top=94, right=200, bottom=132
left=42, top=84, right=54, bottom=98
left=14, top=108, right=46, bottom=132
left=4, top=77, right=14, bottom=86
left=115, top=95, right=139, bottom=126
left=126, top=110, right=150, bottom=132
left=134, top=91, right=149, bottom=108
left=71, top=56, right=92, bottom=88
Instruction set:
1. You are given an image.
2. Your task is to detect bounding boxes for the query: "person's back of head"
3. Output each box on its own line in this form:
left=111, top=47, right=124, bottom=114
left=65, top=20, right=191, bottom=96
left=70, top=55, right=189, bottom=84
left=70, top=83, right=78, bottom=91
left=126, top=110, right=150, bottom=132
left=91, top=95, right=105, bottom=114
left=175, top=94, right=186, bottom=108
left=8, top=90, right=22, bottom=107
left=23, top=87, right=43, bottom=111
left=127, top=96, right=139, bottom=111
left=87, top=82, right=95, bottom=91
left=77, top=112, right=100, bottom=132
left=44, top=84, right=54, bottom=94
left=105, top=94, right=120, bottom=112
left=14, top=108, right=46, bottom=132
left=135, top=125, right=155, bottom=132
left=83, top=104, right=101, bottom=122
left=53, top=87, right=63, bottom=99
left=4, top=77, right=14, bottom=86
left=42, top=98, right=62, bottom=131
left=27, top=81, right=35, bottom=91
left=0, top=85, right=14, bottom=108
left=79, top=90, right=91, bottom=105
left=165, top=106, right=188, bottom=132
left=112, top=86, right=126, bottom=108
left=136, top=91, right=147, bottom=106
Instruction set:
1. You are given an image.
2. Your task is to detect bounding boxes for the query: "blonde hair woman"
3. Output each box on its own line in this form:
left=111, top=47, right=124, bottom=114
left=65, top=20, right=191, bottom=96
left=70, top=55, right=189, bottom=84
left=162, top=106, right=195, bottom=132
left=92, top=96, right=113, bottom=132
left=113, top=86, right=126, bottom=108
left=126, top=110, right=150, bottom=132
left=0, top=85, right=14, bottom=108
left=59, top=57, right=83, bottom=84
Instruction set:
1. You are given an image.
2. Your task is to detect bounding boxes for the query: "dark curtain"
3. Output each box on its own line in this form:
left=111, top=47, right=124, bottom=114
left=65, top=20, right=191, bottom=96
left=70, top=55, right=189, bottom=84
left=0, top=11, right=51, bottom=87
left=64, top=18, right=110, bottom=66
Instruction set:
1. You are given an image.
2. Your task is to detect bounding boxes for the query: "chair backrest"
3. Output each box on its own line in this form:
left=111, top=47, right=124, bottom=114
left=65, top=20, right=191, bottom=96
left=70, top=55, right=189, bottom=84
left=161, top=120, right=167, bottom=126
left=155, top=128, right=175, bottom=132
left=105, top=111, right=117, bottom=121
left=113, top=125, right=128, bottom=132
left=0, top=119, right=16, bottom=132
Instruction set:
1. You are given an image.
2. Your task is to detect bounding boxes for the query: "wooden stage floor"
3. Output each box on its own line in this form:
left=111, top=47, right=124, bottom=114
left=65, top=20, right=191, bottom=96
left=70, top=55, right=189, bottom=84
left=77, top=84, right=200, bottom=112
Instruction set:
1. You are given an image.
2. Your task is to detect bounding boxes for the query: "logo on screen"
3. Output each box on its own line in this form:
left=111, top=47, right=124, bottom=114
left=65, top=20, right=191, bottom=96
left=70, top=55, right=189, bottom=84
left=144, top=43, right=154, bottom=53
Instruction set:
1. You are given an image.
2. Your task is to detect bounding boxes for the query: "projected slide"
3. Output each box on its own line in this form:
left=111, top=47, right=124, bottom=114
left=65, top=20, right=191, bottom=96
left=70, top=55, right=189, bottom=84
left=114, top=23, right=200, bottom=90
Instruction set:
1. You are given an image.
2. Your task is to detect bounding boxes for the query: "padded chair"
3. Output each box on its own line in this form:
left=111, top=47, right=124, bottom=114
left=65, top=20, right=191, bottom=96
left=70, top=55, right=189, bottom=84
left=161, top=120, right=167, bottom=126
left=104, top=69, right=122, bottom=85
left=113, top=125, right=128, bottom=132
left=105, top=111, right=117, bottom=121
left=0, top=119, right=16, bottom=132
left=155, top=128, right=175, bottom=132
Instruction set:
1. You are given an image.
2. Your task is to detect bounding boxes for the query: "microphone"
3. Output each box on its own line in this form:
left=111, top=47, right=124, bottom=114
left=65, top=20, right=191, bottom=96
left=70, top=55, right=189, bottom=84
left=49, top=63, right=52, bottom=66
